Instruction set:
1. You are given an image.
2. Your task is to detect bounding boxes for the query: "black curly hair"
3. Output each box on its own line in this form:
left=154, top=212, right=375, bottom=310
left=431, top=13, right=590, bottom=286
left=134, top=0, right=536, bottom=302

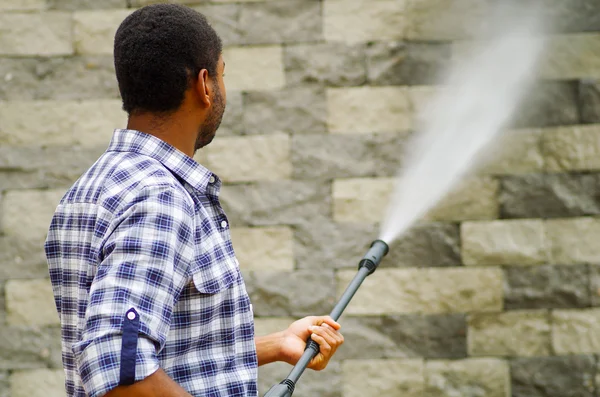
left=114, top=4, right=222, bottom=115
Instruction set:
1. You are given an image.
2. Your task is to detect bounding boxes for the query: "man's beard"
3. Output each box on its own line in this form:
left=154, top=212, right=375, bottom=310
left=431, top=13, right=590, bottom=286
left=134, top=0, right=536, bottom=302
left=194, top=86, right=225, bottom=152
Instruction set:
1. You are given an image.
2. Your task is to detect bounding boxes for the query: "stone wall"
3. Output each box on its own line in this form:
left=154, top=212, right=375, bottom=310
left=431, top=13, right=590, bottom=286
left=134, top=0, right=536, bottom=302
left=1, top=0, right=600, bottom=396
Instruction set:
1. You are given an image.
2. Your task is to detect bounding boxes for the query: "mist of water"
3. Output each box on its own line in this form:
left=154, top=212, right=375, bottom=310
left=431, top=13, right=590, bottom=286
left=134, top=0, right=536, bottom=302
left=379, top=8, right=547, bottom=244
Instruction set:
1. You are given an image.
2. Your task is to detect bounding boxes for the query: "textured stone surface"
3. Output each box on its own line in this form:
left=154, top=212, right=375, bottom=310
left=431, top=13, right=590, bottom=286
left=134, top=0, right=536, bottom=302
left=468, top=311, right=551, bottom=357
left=504, top=265, right=590, bottom=310
left=405, top=0, right=486, bottom=40
left=294, top=221, right=460, bottom=270
left=0, top=56, right=118, bottom=100
left=0, top=0, right=45, bottom=11
left=342, top=359, right=424, bottom=397
left=230, top=227, right=294, bottom=271
left=259, top=361, right=342, bottom=397
left=220, top=181, right=330, bottom=226
left=589, top=265, right=600, bottom=306
left=252, top=317, right=293, bottom=337
left=243, top=88, right=326, bottom=134
left=543, top=124, right=600, bottom=172
left=425, top=358, right=510, bottom=397
left=0, top=237, right=48, bottom=280
left=529, top=0, right=600, bottom=33
left=367, top=41, right=450, bottom=86
left=0, top=13, right=72, bottom=56
left=0, top=100, right=125, bottom=147
left=197, top=134, right=291, bottom=182
left=539, top=34, right=600, bottom=79
left=10, top=369, right=65, bottom=397
left=223, top=46, right=285, bottom=91
left=6, top=279, right=59, bottom=327
left=339, top=315, right=466, bottom=360
left=243, top=270, right=335, bottom=316
left=500, top=174, right=600, bottom=219
left=291, top=133, right=406, bottom=180
left=324, top=0, right=405, bottom=44
left=193, top=4, right=241, bottom=47
left=545, top=218, right=600, bottom=264
left=512, top=81, right=580, bottom=128
left=0, top=326, right=62, bottom=370
left=0, top=283, right=5, bottom=325
left=327, top=87, right=411, bottom=133
left=73, top=10, right=132, bottom=55
left=284, top=43, right=366, bottom=87
left=0, top=372, right=7, bottom=397
left=461, top=220, right=546, bottom=266
left=218, top=90, right=243, bottom=135
left=552, top=309, right=600, bottom=354
left=2, top=190, right=64, bottom=241
left=580, top=80, right=600, bottom=124
left=478, top=128, right=544, bottom=175
left=238, top=0, right=322, bottom=44
left=337, top=268, right=503, bottom=315
left=48, top=0, right=126, bottom=9
left=511, top=355, right=596, bottom=397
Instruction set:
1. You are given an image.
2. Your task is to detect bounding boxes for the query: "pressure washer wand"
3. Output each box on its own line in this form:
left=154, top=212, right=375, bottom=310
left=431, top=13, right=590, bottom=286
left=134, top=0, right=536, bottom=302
left=263, top=239, right=390, bottom=397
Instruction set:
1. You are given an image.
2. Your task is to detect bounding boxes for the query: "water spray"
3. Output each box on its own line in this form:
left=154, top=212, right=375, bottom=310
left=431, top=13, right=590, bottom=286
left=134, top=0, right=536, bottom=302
left=264, top=240, right=389, bottom=397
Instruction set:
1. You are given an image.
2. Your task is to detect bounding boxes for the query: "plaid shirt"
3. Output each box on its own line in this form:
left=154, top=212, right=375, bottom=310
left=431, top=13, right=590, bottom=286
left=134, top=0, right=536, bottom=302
left=45, top=129, right=258, bottom=397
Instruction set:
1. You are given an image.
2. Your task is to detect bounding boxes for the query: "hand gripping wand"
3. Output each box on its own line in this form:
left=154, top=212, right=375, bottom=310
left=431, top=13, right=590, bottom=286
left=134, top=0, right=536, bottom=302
left=263, top=240, right=389, bottom=397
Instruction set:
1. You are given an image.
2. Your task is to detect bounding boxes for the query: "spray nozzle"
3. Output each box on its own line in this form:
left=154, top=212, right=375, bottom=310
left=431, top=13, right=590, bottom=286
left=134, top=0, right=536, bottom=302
left=358, top=240, right=389, bottom=275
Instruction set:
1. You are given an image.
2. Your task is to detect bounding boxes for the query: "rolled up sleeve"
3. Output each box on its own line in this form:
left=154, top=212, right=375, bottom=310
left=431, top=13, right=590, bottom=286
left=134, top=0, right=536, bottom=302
left=72, top=185, right=195, bottom=397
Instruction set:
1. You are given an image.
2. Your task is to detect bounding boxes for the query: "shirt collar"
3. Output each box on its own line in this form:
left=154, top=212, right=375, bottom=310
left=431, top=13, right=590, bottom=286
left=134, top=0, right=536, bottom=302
left=106, top=129, right=218, bottom=193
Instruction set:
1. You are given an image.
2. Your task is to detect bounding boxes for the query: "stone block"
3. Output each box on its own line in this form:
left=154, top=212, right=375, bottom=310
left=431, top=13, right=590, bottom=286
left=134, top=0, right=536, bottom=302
left=552, top=309, right=600, bottom=354
left=238, top=0, right=322, bottom=44
left=0, top=0, right=45, bottom=11
left=342, top=359, right=424, bottom=397
left=10, top=369, right=65, bottom=397
left=259, top=361, right=342, bottom=397
left=468, top=311, right=551, bottom=357
left=461, top=220, right=546, bottom=266
left=327, top=87, right=411, bottom=134
left=580, top=80, right=600, bottom=124
left=337, top=267, right=503, bottom=315
left=291, top=133, right=406, bottom=180
left=48, top=0, right=126, bottom=9
left=500, top=174, right=600, bottom=219
left=0, top=372, right=7, bottom=397
left=405, top=0, right=486, bottom=40
left=243, top=270, right=335, bottom=317
left=218, top=90, right=243, bottom=135
left=0, top=100, right=125, bottom=147
left=545, top=218, right=600, bottom=264
left=294, top=221, right=460, bottom=270
left=243, top=88, right=326, bottom=134
left=425, top=358, right=510, bottom=397
left=0, top=237, right=48, bottom=280
left=0, top=326, right=61, bottom=370
left=477, top=128, right=544, bottom=175
left=2, top=189, right=65, bottom=241
left=539, top=34, right=600, bottom=79
left=512, top=81, right=579, bottom=128
left=0, top=56, right=119, bottom=101
left=511, top=355, right=596, bottom=397
left=223, top=46, right=285, bottom=91
left=589, top=265, right=600, bottom=306
left=73, top=10, right=133, bottom=55
left=543, top=124, right=600, bottom=172
left=324, top=0, right=405, bottom=44
left=230, top=227, right=294, bottom=271
left=0, top=13, right=72, bottom=56
left=367, top=41, right=450, bottom=86
left=528, top=0, right=600, bottom=33
left=193, top=4, right=241, bottom=46
left=504, top=265, right=590, bottom=310
left=6, top=279, right=59, bottom=327
left=220, top=181, right=331, bottom=226
left=197, top=134, right=291, bottom=182
left=338, top=314, right=466, bottom=360
left=0, top=283, right=4, bottom=325
left=253, top=317, right=294, bottom=337
left=284, top=43, right=366, bottom=87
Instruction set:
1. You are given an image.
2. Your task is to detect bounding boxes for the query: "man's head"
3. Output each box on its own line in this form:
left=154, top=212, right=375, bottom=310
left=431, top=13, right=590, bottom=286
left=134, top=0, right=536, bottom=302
left=114, top=4, right=225, bottom=152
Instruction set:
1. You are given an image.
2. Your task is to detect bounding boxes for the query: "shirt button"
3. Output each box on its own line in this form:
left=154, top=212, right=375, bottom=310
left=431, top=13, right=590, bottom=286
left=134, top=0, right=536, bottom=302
left=221, top=220, right=228, bottom=229
left=127, top=311, right=136, bottom=320
left=209, top=176, right=216, bottom=184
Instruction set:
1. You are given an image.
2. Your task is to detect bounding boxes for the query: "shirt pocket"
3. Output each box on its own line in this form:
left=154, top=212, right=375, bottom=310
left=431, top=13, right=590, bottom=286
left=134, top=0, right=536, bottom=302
left=189, top=254, right=240, bottom=295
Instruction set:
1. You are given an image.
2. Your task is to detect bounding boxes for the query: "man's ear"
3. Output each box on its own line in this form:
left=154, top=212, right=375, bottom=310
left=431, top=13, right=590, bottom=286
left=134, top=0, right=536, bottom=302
left=195, top=69, right=211, bottom=108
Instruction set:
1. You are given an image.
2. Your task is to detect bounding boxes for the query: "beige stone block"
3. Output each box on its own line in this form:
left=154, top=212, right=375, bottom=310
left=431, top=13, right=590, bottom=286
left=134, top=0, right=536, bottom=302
left=405, top=0, right=487, bottom=40
left=552, top=309, right=600, bottom=354
left=342, top=359, right=424, bottom=397
left=0, top=100, right=125, bottom=147
left=478, top=128, right=544, bottom=175
left=327, top=87, right=411, bottom=134
left=10, top=369, right=65, bottom=397
left=324, top=0, right=405, bottom=44
left=543, top=124, right=600, bottom=172
left=408, top=85, right=442, bottom=129
left=461, top=220, right=546, bottom=266
left=426, top=358, right=510, bottom=397
left=541, top=34, right=600, bottom=79
left=230, top=227, right=294, bottom=271
left=197, top=134, right=291, bottom=182
left=2, top=189, right=65, bottom=241
left=6, top=279, right=59, bottom=326
left=546, top=218, right=600, bottom=264
left=253, top=317, right=295, bottom=336
left=0, top=0, right=45, bottom=10
left=468, top=310, right=551, bottom=357
left=74, top=10, right=133, bottom=55
left=337, top=267, right=503, bottom=315
left=0, top=13, right=72, bottom=56
left=222, top=46, right=285, bottom=91
left=332, top=178, right=393, bottom=223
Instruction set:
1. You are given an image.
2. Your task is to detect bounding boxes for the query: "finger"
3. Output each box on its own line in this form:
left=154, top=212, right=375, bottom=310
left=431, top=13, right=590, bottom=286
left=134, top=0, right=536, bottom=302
left=313, top=325, right=340, bottom=345
left=314, top=316, right=341, bottom=330
left=310, top=332, right=332, bottom=356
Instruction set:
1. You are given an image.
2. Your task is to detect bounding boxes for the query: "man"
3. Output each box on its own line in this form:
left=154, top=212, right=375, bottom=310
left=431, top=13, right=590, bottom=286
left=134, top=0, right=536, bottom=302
left=44, top=4, right=343, bottom=397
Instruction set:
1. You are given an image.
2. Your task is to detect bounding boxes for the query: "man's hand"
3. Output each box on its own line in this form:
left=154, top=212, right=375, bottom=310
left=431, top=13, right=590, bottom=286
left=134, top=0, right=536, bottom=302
left=280, top=316, right=344, bottom=371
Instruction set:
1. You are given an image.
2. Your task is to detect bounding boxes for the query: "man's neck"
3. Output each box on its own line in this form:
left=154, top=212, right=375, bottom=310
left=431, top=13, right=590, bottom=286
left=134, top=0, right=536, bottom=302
left=127, top=114, right=195, bottom=158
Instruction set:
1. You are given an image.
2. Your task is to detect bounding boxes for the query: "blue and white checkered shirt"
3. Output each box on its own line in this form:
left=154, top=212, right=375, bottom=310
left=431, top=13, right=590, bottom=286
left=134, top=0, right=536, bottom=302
left=45, top=129, right=258, bottom=397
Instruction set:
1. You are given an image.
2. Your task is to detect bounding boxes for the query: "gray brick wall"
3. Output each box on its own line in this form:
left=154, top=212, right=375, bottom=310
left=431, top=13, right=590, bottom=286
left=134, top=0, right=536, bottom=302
left=1, top=0, right=600, bottom=396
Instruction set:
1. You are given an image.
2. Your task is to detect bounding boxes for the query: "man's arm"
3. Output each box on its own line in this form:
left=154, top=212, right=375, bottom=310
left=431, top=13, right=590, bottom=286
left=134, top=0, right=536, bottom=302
left=105, top=369, right=192, bottom=397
